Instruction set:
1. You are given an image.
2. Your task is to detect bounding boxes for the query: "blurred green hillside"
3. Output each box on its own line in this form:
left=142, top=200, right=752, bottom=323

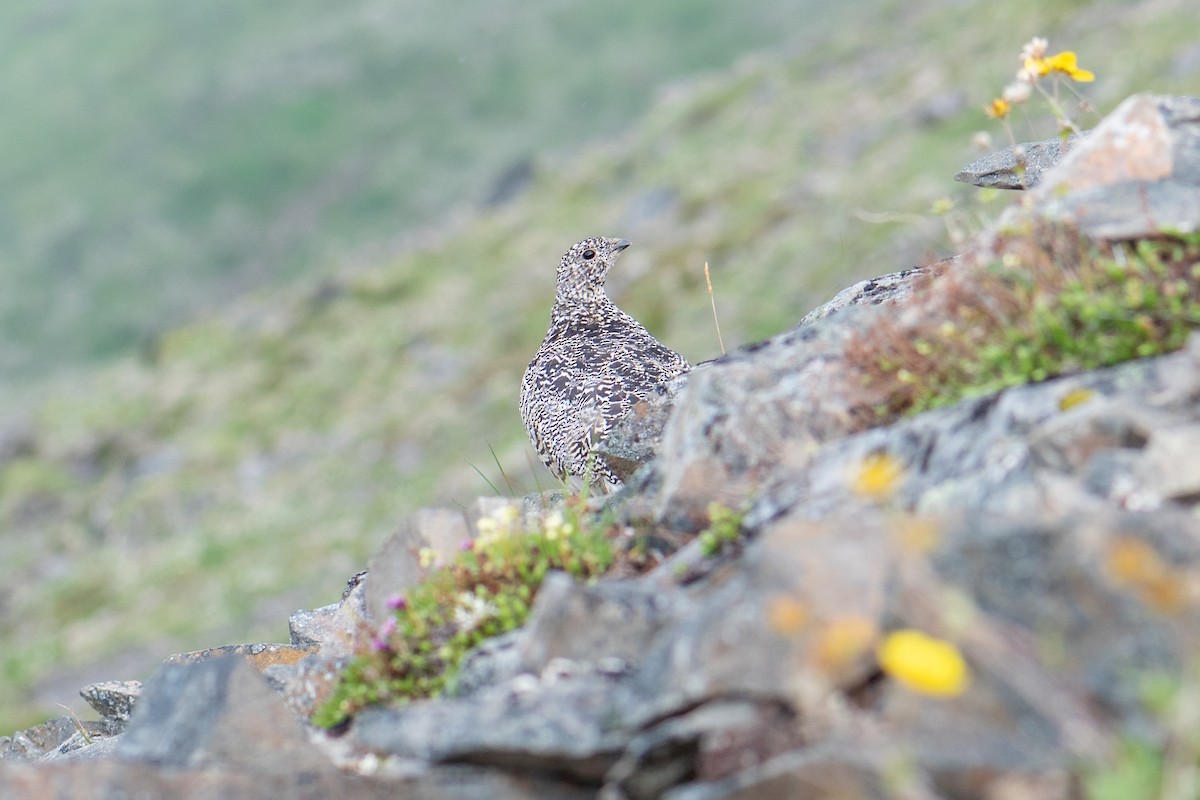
left=0, top=0, right=802, bottom=380
left=2, top=0, right=1199, bottom=733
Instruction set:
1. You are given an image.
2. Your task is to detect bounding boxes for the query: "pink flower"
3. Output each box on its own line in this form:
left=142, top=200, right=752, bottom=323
left=370, top=616, right=398, bottom=652
left=384, top=593, right=408, bottom=611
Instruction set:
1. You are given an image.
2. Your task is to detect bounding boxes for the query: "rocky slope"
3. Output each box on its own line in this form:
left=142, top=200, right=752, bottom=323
left=3, top=93, right=1200, bottom=799
left=4, top=0, right=1199, bottom=737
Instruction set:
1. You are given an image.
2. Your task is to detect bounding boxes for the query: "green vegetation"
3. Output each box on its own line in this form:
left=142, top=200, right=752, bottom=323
left=1083, top=671, right=1200, bottom=800
left=698, top=502, right=745, bottom=556
left=314, top=503, right=613, bottom=728
left=1, top=0, right=1198, bottom=735
left=0, top=0, right=805, bottom=380
left=858, top=229, right=1200, bottom=416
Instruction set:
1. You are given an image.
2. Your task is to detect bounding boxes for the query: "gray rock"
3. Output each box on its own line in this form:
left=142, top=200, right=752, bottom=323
left=446, top=629, right=526, bottom=699
left=289, top=570, right=368, bottom=654
left=79, top=680, right=141, bottom=736
left=117, top=656, right=327, bottom=774
left=366, top=510, right=469, bottom=623
left=40, top=730, right=120, bottom=763
left=955, top=135, right=1082, bottom=189
left=739, top=333, right=1200, bottom=528
left=598, top=266, right=932, bottom=487
left=606, top=700, right=802, bottom=800
left=352, top=671, right=630, bottom=783
left=517, top=571, right=694, bottom=674
left=1025, top=94, right=1200, bottom=239
left=797, top=265, right=933, bottom=326
left=164, top=642, right=317, bottom=673
left=0, top=759, right=592, bottom=800
left=620, top=300, right=879, bottom=530
left=0, top=718, right=89, bottom=763
left=662, top=747, right=892, bottom=800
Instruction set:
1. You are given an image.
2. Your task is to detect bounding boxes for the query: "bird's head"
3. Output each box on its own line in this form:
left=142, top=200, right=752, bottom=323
left=555, top=236, right=631, bottom=304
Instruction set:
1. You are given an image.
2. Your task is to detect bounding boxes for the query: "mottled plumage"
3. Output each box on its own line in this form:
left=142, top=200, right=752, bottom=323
left=521, top=237, right=690, bottom=489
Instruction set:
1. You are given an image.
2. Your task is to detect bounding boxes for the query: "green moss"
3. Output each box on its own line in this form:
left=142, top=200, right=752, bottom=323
left=870, top=231, right=1200, bottom=416
left=698, top=502, right=745, bottom=557
left=313, top=504, right=613, bottom=728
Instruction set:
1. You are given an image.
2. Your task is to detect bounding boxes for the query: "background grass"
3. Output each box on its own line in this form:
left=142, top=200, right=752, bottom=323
left=0, top=0, right=805, bottom=380
left=1, top=0, right=1199, bottom=733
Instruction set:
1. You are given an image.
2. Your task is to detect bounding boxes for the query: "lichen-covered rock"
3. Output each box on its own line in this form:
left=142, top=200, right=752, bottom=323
left=79, top=681, right=141, bottom=736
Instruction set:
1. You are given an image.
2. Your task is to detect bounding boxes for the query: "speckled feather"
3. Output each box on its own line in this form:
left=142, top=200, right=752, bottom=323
left=521, top=237, right=690, bottom=488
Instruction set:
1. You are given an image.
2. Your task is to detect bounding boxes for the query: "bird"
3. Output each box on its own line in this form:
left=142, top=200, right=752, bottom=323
left=521, top=236, right=690, bottom=490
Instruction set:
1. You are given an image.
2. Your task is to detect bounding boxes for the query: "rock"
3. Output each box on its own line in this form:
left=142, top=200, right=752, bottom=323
left=79, top=681, right=141, bottom=736
left=289, top=570, right=369, bottom=655
left=1025, top=94, right=1200, bottom=239
left=0, top=718, right=92, bottom=763
left=661, top=747, right=892, bottom=800
left=116, top=656, right=328, bottom=774
left=516, top=571, right=694, bottom=674
left=954, top=135, right=1082, bottom=189
left=267, top=572, right=371, bottom=720
left=797, top=265, right=933, bottom=326
left=598, top=266, right=932, bottom=486
left=0, top=758, right=591, bottom=800
left=366, top=510, right=470, bottom=623
left=445, top=629, right=526, bottom=699
left=629, top=244, right=1200, bottom=531
left=618, top=300, right=881, bottom=530
left=164, top=642, right=316, bottom=674
left=352, top=670, right=630, bottom=783
left=957, top=94, right=1200, bottom=239
left=354, top=518, right=894, bottom=789
left=606, top=700, right=803, bottom=800
left=737, top=333, right=1200, bottom=528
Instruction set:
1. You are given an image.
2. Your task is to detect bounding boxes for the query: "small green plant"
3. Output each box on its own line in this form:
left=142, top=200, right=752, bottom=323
left=312, top=501, right=613, bottom=728
left=1085, top=737, right=1165, bottom=800
left=1082, top=670, right=1200, bottom=799
left=852, top=228, right=1200, bottom=418
left=698, top=502, right=744, bottom=556
left=464, top=441, right=518, bottom=497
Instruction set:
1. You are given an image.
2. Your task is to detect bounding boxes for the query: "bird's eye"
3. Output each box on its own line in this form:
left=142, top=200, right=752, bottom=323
left=582, top=249, right=596, bottom=260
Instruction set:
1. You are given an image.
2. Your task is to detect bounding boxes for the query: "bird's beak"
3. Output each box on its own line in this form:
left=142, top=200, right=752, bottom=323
left=612, top=239, right=631, bottom=253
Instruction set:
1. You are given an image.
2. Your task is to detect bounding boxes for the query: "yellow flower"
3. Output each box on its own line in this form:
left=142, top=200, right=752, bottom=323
left=985, top=97, right=1010, bottom=119
left=852, top=452, right=904, bottom=500
left=1023, top=51, right=1094, bottom=82
left=877, top=629, right=970, bottom=697
left=984, top=97, right=1012, bottom=118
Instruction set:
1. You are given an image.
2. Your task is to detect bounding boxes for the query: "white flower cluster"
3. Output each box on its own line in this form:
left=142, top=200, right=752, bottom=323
left=453, top=591, right=498, bottom=633
left=540, top=509, right=575, bottom=542
left=475, top=503, right=520, bottom=548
